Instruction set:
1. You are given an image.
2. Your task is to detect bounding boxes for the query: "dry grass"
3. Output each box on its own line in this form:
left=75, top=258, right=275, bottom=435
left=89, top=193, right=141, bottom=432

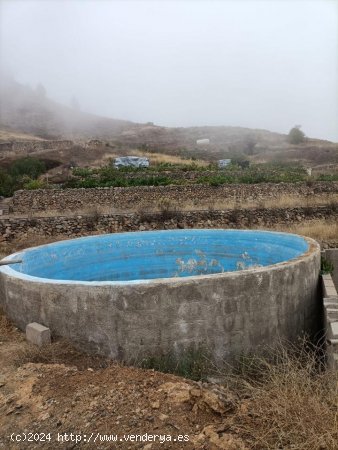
left=0, top=233, right=70, bottom=260
left=251, top=194, right=338, bottom=209
left=224, top=340, right=338, bottom=450
left=128, top=149, right=209, bottom=166
left=174, top=194, right=338, bottom=212
left=0, top=308, right=18, bottom=343
left=0, top=128, right=44, bottom=142
left=13, top=338, right=114, bottom=370
left=269, top=219, right=338, bottom=242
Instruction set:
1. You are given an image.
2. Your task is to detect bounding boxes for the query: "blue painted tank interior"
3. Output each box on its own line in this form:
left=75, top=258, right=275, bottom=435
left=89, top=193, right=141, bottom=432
left=7, top=230, right=309, bottom=282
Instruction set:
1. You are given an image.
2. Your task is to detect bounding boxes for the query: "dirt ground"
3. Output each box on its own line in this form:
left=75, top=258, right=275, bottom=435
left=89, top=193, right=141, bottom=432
left=1, top=313, right=337, bottom=450
left=1, top=304, right=337, bottom=450
left=0, top=312, right=247, bottom=450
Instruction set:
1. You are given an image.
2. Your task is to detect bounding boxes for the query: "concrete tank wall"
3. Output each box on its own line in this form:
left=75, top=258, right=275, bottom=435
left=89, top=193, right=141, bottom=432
left=0, top=234, right=321, bottom=365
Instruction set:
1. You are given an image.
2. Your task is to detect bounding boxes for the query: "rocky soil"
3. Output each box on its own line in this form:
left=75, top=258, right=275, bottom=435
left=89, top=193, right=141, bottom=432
left=0, top=313, right=246, bottom=450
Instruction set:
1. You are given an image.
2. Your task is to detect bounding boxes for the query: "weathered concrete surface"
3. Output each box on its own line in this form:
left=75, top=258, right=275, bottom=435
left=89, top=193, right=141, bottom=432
left=0, top=238, right=321, bottom=365
left=26, top=322, right=51, bottom=346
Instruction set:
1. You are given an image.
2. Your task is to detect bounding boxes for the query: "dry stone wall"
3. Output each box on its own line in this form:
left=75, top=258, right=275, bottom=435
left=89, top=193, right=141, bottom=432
left=0, top=140, right=73, bottom=157
left=12, top=140, right=73, bottom=152
left=11, top=182, right=338, bottom=214
left=1, top=205, right=337, bottom=242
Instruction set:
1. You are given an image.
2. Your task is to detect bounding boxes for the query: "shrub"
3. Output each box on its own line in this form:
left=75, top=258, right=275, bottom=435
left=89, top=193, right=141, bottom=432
left=9, top=157, right=46, bottom=179
left=0, top=169, right=15, bottom=197
left=23, top=178, right=46, bottom=190
left=157, top=197, right=180, bottom=220
left=288, top=126, right=305, bottom=144
left=72, top=167, right=93, bottom=177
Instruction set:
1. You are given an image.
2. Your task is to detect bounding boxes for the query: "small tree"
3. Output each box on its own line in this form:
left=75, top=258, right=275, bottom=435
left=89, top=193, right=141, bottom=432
left=288, top=125, right=305, bottom=144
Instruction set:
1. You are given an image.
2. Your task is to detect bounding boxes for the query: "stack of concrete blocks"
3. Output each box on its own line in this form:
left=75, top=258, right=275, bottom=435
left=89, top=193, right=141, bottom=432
left=322, top=249, right=338, bottom=370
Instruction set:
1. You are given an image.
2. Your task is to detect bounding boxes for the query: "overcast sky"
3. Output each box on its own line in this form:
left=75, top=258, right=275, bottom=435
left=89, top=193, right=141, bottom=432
left=1, top=0, right=337, bottom=141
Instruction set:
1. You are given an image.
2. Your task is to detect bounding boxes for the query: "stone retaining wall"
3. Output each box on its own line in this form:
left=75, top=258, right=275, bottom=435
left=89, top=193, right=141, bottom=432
left=12, top=140, right=73, bottom=152
left=1, top=205, right=337, bottom=241
left=0, top=140, right=73, bottom=157
left=11, top=182, right=338, bottom=214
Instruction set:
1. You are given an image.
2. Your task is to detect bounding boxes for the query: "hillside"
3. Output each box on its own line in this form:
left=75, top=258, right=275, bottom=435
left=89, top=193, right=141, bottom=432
left=0, top=76, right=137, bottom=140
left=0, top=76, right=337, bottom=170
left=0, top=76, right=289, bottom=151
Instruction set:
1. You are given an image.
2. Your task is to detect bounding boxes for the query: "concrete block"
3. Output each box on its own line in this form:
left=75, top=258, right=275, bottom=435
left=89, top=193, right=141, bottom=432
left=323, top=297, right=338, bottom=307
left=324, top=248, right=338, bottom=289
left=333, top=353, right=338, bottom=370
left=324, top=286, right=338, bottom=298
left=26, top=322, right=51, bottom=346
left=322, top=274, right=333, bottom=282
left=324, top=282, right=336, bottom=292
left=327, top=339, right=338, bottom=355
left=330, top=322, right=338, bottom=339
left=326, top=309, right=338, bottom=322
left=322, top=274, right=335, bottom=285
left=322, top=274, right=338, bottom=298
left=324, top=303, right=338, bottom=312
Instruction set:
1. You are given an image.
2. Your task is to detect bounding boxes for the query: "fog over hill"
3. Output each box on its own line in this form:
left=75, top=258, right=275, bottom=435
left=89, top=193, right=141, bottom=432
left=1, top=75, right=338, bottom=168
left=1, top=1, right=337, bottom=143
left=0, top=75, right=136, bottom=140
left=0, top=74, right=337, bottom=187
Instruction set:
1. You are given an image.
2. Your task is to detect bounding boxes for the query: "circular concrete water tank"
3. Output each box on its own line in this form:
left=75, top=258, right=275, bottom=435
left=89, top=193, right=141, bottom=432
left=0, top=230, right=320, bottom=364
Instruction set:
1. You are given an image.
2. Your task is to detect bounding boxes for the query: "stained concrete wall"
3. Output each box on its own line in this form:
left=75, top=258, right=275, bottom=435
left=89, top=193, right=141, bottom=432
left=0, top=238, right=321, bottom=364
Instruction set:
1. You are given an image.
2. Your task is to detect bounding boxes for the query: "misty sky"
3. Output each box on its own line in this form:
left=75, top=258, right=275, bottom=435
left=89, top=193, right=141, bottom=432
left=0, top=0, right=337, bottom=141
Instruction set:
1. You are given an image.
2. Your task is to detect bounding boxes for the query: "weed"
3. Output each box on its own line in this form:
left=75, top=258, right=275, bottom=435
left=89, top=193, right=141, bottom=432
left=0, top=307, right=17, bottom=342
left=221, top=339, right=338, bottom=450
left=157, top=197, right=180, bottom=221
left=86, top=207, right=100, bottom=230
left=321, top=257, right=334, bottom=275
left=139, top=345, right=210, bottom=381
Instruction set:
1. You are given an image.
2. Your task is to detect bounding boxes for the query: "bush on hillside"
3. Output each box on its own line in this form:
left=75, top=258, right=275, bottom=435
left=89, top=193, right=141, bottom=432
left=288, top=126, right=305, bottom=144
